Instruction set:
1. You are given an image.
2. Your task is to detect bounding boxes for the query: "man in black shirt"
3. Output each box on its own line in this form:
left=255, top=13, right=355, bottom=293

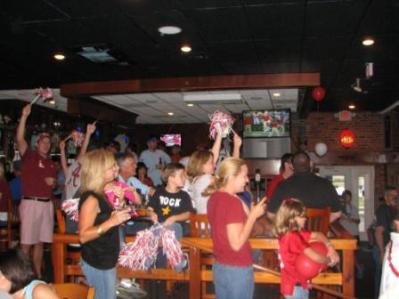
left=373, top=186, right=398, bottom=296
left=267, top=151, right=342, bottom=222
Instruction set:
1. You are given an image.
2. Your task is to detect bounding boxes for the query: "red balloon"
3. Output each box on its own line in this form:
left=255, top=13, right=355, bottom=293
left=312, top=86, right=326, bottom=102
left=295, top=242, right=328, bottom=280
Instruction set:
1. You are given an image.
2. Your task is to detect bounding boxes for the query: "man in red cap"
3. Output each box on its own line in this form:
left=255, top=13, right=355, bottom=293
left=16, top=104, right=56, bottom=277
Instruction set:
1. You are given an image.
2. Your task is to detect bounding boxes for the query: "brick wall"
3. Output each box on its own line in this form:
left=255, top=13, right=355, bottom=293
left=305, top=112, right=385, bottom=153
left=302, top=112, right=387, bottom=207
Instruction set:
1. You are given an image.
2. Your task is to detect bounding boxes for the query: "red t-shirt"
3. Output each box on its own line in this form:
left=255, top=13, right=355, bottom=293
left=143, top=177, right=154, bottom=187
left=21, top=149, right=56, bottom=198
left=278, top=230, right=311, bottom=296
left=266, top=174, right=284, bottom=199
left=207, top=191, right=252, bottom=267
left=0, top=179, right=12, bottom=212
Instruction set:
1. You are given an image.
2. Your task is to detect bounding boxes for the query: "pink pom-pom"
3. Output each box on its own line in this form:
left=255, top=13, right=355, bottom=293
left=161, top=228, right=185, bottom=268
left=118, top=223, right=185, bottom=271
left=104, top=181, right=138, bottom=210
left=61, top=198, right=79, bottom=221
left=118, top=225, right=161, bottom=270
left=38, top=88, right=53, bottom=102
left=209, top=110, right=235, bottom=140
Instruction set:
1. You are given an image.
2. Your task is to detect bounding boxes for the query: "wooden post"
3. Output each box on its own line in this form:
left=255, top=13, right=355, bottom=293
left=342, top=249, right=355, bottom=297
left=189, top=246, right=201, bottom=299
left=52, top=236, right=66, bottom=283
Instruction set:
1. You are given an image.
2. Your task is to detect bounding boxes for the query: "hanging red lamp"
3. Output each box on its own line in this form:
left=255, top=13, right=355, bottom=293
left=339, top=129, right=355, bottom=149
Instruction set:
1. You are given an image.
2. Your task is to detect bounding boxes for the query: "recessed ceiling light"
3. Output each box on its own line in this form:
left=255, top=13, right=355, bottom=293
left=348, top=104, right=356, bottom=110
left=362, top=38, right=374, bottom=46
left=48, top=99, right=56, bottom=105
left=167, top=112, right=174, bottom=116
left=54, top=53, right=65, bottom=61
left=273, top=92, right=281, bottom=97
left=180, top=45, right=192, bottom=53
left=158, top=26, right=182, bottom=35
left=186, top=103, right=194, bottom=107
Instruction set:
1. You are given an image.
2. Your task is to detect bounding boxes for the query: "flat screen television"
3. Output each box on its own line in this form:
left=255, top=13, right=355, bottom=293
left=242, top=109, right=291, bottom=138
left=160, top=134, right=181, bottom=147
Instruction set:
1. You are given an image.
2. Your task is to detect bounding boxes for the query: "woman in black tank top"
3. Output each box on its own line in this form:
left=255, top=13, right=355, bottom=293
left=78, top=149, right=131, bottom=299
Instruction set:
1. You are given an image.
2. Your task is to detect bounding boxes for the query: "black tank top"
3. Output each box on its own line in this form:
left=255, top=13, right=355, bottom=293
left=79, top=191, right=120, bottom=269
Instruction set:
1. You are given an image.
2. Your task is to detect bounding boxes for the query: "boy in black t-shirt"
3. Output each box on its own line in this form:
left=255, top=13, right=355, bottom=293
left=148, top=162, right=194, bottom=271
left=148, top=162, right=193, bottom=228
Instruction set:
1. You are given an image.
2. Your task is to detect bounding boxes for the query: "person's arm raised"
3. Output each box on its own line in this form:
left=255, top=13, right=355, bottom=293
left=77, top=122, right=96, bottom=162
left=232, top=130, right=242, bottom=159
left=59, top=140, right=68, bottom=177
left=16, top=104, right=31, bottom=156
left=210, top=127, right=223, bottom=165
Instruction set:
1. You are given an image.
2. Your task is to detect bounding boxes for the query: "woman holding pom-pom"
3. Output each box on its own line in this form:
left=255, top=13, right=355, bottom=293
left=78, top=149, right=131, bottom=299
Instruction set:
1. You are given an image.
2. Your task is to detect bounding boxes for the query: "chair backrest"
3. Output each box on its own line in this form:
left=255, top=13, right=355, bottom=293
left=189, top=213, right=211, bottom=238
left=56, top=208, right=66, bottom=234
left=0, top=196, right=19, bottom=248
left=306, top=207, right=331, bottom=235
left=53, top=283, right=95, bottom=299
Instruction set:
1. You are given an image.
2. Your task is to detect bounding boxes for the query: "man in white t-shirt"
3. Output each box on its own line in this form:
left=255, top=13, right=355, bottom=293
left=60, top=122, right=96, bottom=233
left=139, top=136, right=171, bottom=186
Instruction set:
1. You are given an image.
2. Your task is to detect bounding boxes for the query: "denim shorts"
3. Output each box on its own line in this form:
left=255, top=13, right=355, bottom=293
left=213, top=262, right=254, bottom=299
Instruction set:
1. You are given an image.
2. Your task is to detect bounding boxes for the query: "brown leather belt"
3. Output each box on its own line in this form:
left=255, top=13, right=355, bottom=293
left=23, top=196, right=51, bottom=202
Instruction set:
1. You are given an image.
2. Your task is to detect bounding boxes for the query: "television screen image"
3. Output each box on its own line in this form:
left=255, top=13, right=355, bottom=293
left=243, top=110, right=291, bottom=138
left=160, top=134, right=181, bottom=146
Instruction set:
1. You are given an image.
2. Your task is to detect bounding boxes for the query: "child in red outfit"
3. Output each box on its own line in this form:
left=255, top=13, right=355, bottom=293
left=273, top=198, right=339, bottom=299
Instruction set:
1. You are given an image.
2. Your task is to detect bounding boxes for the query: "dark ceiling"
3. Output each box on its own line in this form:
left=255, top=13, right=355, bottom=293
left=1, top=0, right=398, bottom=111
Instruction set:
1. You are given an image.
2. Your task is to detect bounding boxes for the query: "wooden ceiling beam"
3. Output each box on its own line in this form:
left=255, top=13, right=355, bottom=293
left=68, top=97, right=137, bottom=126
left=60, top=73, right=320, bottom=97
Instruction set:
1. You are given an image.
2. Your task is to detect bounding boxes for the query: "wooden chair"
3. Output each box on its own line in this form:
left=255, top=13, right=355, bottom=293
left=52, top=283, right=95, bottom=299
left=305, top=208, right=336, bottom=299
left=305, top=208, right=331, bottom=235
left=189, top=213, right=211, bottom=238
left=55, top=209, right=81, bottom=281
left=0, top=196, right=19, bottom=249
left=189, top=213, right=214, bottom=299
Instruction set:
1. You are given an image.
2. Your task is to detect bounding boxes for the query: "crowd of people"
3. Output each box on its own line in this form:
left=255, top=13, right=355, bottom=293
left=0, top=103, right=398, bottom=299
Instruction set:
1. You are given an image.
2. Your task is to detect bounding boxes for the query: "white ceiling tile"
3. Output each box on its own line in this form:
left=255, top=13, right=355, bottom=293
left=93, top=88, right=299, bottom=124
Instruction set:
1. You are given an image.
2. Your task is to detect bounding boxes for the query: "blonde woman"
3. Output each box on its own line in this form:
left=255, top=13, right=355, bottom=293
left=206, top=158, right=266, bottom=299
left=187, top=132, right=242, bottom=214
left=78, top=149, right=131, bottom=299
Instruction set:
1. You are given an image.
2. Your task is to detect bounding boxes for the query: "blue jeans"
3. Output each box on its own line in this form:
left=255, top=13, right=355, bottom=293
left=213, top=263, right=254, bottom=299
left=81, top=259, right=116, bottom=299
left=284, top=286, right=309, bottom=299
